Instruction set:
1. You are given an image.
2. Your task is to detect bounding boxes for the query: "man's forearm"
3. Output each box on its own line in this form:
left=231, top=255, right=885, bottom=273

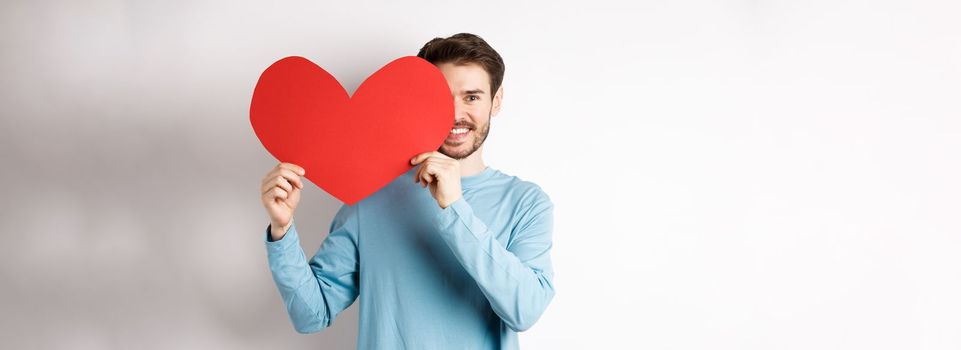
left=433, top=197, right=555, bottom=332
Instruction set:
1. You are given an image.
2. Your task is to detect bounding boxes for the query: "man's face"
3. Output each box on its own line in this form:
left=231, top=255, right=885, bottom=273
left=436, top=62, right=502, bottom=160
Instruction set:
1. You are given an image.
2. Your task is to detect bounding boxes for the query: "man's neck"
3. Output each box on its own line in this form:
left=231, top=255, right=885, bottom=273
left=457, top=146, right=486, bottom=177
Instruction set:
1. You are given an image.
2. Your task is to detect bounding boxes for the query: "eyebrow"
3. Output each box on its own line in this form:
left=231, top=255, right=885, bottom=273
left=460, top=89, right=487, bottom=95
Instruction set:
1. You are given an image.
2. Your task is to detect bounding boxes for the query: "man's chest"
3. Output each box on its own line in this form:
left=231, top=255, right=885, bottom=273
left=355, top=189, right=517, bottom=286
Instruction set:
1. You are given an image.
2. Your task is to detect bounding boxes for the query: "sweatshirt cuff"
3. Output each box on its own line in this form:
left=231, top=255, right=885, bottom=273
left=264, top=222, right=300, bottom=253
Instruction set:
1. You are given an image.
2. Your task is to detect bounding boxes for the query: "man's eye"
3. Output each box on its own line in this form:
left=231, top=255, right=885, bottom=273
left=466, top=95, right=479, bottom=101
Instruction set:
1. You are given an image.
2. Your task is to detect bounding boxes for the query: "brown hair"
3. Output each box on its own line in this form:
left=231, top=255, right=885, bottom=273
left=416, top=33, right=505, bottom=98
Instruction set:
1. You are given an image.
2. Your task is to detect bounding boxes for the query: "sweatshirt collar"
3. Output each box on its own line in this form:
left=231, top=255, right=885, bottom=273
left=461, top=166, right=495, bottom=188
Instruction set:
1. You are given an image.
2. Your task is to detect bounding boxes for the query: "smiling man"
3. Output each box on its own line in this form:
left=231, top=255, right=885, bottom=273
left=259, top=33, right=555, bottom=349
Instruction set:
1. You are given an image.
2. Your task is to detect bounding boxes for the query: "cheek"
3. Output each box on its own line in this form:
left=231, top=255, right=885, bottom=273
left=465, top=103, right=492, bottom=116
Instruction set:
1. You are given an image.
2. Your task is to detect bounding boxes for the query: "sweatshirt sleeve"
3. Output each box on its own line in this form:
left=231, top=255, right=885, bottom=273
left=432, top=190, right=555, bottom=332
left=264, top=204, right=360, bottom=334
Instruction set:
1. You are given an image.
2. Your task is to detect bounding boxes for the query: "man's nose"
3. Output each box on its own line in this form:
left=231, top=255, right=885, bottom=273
left=452, top=101, right=469, bottom=119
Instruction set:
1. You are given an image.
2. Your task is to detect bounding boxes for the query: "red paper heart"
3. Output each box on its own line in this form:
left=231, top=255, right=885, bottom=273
left=250, top=56, right=454, bottom=205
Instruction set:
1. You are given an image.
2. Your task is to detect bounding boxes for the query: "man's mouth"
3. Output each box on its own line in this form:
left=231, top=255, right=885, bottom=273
left=446, top=126, right=472, bottom=142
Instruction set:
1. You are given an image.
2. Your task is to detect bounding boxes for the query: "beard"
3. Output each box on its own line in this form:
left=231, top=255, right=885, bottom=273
left=439, top=114, right=491, bottom=160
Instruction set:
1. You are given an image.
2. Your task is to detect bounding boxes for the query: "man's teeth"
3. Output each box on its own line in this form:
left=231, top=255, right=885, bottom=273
left=450, top=128, right=470, bottom=135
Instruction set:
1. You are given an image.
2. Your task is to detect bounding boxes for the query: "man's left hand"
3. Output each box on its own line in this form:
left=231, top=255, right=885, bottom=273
left=410, top=151, right=462, bottom=209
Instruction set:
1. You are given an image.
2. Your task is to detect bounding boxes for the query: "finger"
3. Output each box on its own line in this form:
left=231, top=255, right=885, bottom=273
left=275, top=175, right=293, bottom=193
left=431, top=152, right=453, bottom=160
left=262, top=172, right=295, bottom=193
left=413, top=162, right=427, bottom=187
left=426, top=156, right=455, bottom=170
left=414, top=164, right=426, bottom=187
left=413, top=164, right=423, bottom=185
left=262, top=167, right=296, bottom=187
left=264, top=186, right=289, bottom=203
left=420, top=165, right=434, bottom=186
left=414, top=159, right=435, bottom=186
left=410, top=151, right=441, bottom=165
left=275, top=187, right=289, bottom=200
left=276, top=168, right=304, bottom=189
left=425, top=161, right=453, bottom=177
left=410, top=152, right=430, bottom=165
left=261, top=175, right=288, bottom=194
left=279, top=163, right=306, bottom=176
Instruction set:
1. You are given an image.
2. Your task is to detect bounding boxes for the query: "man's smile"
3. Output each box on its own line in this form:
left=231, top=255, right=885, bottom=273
left=446, top=125, right=473, bottom=143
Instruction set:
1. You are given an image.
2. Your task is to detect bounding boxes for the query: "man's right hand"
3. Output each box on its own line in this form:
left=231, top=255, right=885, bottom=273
left=260, top=162, right=306, bottom=241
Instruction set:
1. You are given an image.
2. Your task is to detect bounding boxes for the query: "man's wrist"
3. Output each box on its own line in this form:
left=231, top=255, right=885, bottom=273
left=270, top=221, right=292, bottom=241
left=440, top=195, right=462, bottom=209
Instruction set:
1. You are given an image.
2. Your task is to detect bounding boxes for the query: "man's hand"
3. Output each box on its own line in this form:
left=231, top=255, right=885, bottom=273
left=410, top=151, right=462, bottom=209
left=260, top=162, right=306, bottom=240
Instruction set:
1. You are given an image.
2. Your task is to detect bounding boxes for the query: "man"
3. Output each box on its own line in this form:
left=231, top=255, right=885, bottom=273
left=259, top=33, right=554, bottom=349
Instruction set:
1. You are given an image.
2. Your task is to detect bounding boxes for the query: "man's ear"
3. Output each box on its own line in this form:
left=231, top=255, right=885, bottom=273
left=491, top=85, right=504, bottom=117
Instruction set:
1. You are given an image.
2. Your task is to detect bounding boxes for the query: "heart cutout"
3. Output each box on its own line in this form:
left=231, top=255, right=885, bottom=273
left=250, top=56, right=454, bottom=205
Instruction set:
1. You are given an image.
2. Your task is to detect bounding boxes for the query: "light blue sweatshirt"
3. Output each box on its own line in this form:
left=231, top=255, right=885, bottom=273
left=264, top=166, right=555, bottom=349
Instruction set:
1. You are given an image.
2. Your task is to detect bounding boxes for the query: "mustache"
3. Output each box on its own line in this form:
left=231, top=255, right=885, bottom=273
left=452, top=122, right=475, bottom=129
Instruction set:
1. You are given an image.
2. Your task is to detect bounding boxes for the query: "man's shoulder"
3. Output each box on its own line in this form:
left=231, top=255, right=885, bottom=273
left=489, top=168, right=553, bottom=208
left=488, top=169, right=554, bottom=238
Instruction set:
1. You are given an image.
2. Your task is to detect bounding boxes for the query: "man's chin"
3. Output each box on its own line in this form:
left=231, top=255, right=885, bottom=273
left=439, top=144, right=473, bottom=160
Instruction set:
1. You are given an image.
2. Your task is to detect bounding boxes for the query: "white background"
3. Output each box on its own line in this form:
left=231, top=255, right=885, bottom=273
left=1, top=0, right=959, bottom=349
